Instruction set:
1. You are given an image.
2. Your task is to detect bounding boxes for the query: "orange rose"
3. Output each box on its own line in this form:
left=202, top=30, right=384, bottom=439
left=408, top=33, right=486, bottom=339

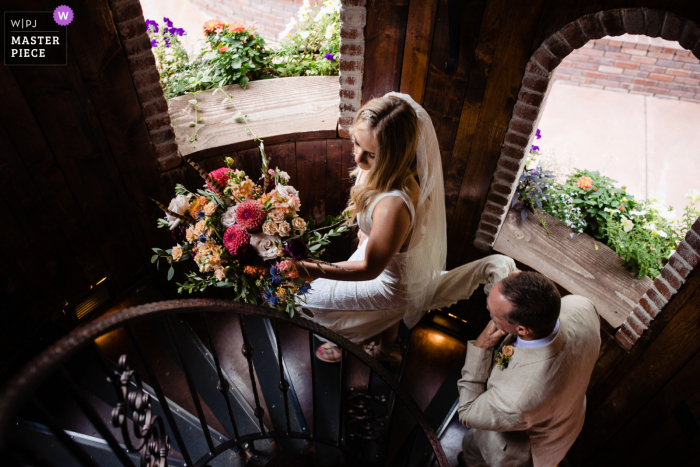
left=228, top=22, right=246, bottom=33
left=502, top=345, right=514, bottom=357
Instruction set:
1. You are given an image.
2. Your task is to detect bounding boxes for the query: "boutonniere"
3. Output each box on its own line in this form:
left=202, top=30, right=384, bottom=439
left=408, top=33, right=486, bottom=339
left=494, top=345, right=515, bottom=370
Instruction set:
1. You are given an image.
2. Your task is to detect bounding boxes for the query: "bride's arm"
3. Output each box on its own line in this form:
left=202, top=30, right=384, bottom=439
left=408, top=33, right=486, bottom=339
left=299, top=197, right=411, bottom=281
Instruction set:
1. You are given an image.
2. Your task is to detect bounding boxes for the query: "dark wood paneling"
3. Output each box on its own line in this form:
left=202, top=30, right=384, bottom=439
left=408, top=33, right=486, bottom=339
left=296, top=140, right=328, bottom=224
left=325, top=139, right=345, bottom=217
left=570, top=266, right=700, bottom=463
left=362, top=0, right=411, bottom=102
left=399, top=0, right=440, bottom=104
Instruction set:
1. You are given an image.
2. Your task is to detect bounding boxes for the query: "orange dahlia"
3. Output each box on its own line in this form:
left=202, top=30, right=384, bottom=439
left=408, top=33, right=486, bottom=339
left=228, top=22, right=246, bottom=33
left=576, top=176, right=593, bottom=190
left=203, top=19, right=224, bottom=35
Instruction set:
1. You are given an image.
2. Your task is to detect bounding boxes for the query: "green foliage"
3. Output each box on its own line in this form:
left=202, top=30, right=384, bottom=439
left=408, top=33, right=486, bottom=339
left=271, top=0, right=340, bottom=77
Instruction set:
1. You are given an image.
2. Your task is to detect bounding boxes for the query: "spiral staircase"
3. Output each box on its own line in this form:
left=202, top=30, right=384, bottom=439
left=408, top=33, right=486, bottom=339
left=0, top=281, right=477, bottom=467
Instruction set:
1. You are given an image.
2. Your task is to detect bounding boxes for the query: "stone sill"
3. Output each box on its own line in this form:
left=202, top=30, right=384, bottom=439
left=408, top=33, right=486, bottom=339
left=493, top=210, right=653, bottom=331
left=167, top=76, right=339, bottom=162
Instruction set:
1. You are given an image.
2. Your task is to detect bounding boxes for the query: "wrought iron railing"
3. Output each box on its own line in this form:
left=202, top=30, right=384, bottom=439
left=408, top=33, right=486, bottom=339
left=0, top=299, right=448, bottom=467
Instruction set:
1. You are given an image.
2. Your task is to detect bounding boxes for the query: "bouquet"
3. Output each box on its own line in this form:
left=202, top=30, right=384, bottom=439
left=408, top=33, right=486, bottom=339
left=152, top=145, right=348, bottom=317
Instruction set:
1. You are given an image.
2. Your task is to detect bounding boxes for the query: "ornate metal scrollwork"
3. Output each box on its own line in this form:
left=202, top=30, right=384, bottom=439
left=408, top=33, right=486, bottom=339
left=109, top=355, right=171, bottom=467
left=345, top=389, right=388, bottom=442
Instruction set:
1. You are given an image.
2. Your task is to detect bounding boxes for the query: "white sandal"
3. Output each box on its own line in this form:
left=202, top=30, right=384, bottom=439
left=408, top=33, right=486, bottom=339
left=315, top=343, right=342, bottom=363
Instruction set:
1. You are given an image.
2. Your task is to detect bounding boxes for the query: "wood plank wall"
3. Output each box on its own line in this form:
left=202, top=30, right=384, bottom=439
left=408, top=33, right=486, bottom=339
left=1, top=0, right=700, bottom=462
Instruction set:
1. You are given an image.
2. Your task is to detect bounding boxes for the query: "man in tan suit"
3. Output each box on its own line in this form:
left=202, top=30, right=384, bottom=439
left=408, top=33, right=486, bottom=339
left=457, top=271, right=601, bottom=467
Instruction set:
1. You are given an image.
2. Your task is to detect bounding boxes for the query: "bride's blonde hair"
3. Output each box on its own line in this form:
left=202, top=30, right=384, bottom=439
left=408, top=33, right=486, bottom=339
left=346, top=96, right=419, bottom=222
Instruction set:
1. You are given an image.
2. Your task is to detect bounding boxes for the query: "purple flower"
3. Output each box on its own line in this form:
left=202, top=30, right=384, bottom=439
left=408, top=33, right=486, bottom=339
left=535, top=128, right=542, bottom=140
left=263, top=289, right=279, bottom=305
left=324, top=53, right=335, bottom=61
left=284, top=238, right=308, bottom=260
left=530, top=145, right=540, bottom=153
left=145, top=19, right=158, bottom=33
left=170, top=225, right=186, bottom=243
left=173, top=27, right=185, bottom=36
left=257, top=176, right=276, bottom=193
left=236, top=244, right=259, bottom=265
left=163, top=17, right=173, bottom=28
left=150, top=39, right=158, bottom=48
left=163, top=37, right=171, bottom=48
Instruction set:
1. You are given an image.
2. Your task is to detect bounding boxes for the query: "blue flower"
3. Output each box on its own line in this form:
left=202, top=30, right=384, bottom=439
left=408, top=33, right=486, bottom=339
left=263, top=290, right=278, bottom=305
left=299, top=282, right=310, bottom=294
left=270, top=266, right=281, bottom=284
left=150, top=39, right=158, bottom=48
left=198, top=235, right=207, bottom=243
left=196, top=210, right=205, bottom=219
left=163, top=17, right=173, bottom=28
left=145, top=19, right=159, bottom=33
left=324, top=53, right=335, bottom=61
left=535, top=129, right=542, bottom=140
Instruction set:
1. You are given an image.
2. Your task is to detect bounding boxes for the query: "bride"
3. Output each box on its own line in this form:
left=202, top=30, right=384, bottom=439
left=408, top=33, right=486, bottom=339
left=299, top=93, right=514, bottom=364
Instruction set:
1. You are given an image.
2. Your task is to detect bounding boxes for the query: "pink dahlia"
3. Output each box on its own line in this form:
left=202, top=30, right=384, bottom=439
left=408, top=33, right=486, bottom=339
left=208, top=167, right=230, bottom=191
left=223, top=225, right=250, bottom=255
left=236, top=200, right=266, bottom=231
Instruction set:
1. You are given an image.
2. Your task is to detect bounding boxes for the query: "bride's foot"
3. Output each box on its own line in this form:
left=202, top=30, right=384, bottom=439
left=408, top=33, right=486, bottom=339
left=364, top=342, right=402, bottom=368
left=315, top=343, right=342, bottom=363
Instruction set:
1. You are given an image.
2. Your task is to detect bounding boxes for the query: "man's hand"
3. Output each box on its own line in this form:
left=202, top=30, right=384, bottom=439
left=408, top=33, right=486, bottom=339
left=474, top=320, right=507, bottom=349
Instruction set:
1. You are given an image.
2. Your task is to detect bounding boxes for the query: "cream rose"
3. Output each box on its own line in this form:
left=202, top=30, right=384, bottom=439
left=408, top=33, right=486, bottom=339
left=292, top=217, right=306, bottom=231
left=186, top=227, right=195, bottom=242
left=276, top=184, right=299, bottom=199
left=166, top=195, right=190, bottom=229
left=502, top=346, right=514, bottom=357
left=193, top=220, right=206, bottom=237
left=221, top=206, right=237, bottom=227
left=250, top=233, right=282, bottom=260
left=262, top=220, right=278, bottom=235
left=204, top=202, right=217, bottom=217
left=214, top=267, right=226, bottom=281
left=172, top=244, right=183, bottom=261
left=270, top=209, right=286, bottom=223
left=277, top=221, right=291, bottom=237
left=276, top=247, right=285, bottom=257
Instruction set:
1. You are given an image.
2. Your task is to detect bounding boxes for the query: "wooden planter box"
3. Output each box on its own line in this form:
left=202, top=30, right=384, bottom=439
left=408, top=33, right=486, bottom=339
left=493, top=210, right=653, bottom=331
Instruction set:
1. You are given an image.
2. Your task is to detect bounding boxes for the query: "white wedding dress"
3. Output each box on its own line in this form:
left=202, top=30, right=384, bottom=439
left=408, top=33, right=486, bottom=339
left=300, top=93, right=516, bottom=343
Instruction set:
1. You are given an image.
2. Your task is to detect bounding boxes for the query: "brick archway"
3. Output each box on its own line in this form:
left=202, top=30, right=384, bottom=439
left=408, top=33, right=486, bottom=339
left=473, top=8, right=700, bottom=349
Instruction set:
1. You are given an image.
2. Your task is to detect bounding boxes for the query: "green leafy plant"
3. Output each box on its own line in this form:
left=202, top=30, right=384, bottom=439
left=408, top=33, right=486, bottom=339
left=272, top=0, right=340, bottom=77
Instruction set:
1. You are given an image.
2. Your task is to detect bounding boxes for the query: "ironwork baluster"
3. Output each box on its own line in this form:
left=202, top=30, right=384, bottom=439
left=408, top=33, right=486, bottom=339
left=31, top=396, right=100, bottom=467
left=272, top=319, right=291, bottom=434
left=125, top=325, right=193, bottom=467
left=162, top=316, right=216, bottom=454
left=237, top=314, right=266, bottom=436
left=199, top=312, right=240, bottom=441
left=59, top=367, right=136, bottom=467
left=308, top=331, right=317, bottom=439
left=338, top=348, right=344, bottom=446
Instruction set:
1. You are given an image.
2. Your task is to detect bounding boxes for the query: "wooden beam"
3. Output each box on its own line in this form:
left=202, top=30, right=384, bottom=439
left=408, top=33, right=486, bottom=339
left=399, top=0, right=440, bottom=104
left=168, top=77, right=339, bottom=160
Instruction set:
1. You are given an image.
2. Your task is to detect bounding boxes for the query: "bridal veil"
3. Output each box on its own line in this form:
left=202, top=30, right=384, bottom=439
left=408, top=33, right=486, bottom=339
left=384, top=92, right=447, bottom=328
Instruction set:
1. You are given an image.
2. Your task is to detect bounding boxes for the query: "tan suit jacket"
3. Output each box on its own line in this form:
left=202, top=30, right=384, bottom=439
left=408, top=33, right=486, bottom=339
left=458, top=295, right=601, bottom=467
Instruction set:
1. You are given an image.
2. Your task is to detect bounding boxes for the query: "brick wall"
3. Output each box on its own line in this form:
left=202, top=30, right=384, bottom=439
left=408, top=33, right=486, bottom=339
left=187, top=0, right=321, bottom=41
left=555, top=33, right=700, bottom=102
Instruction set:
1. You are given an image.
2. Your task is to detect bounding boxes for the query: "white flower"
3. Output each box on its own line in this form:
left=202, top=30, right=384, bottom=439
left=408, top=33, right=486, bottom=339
left=686, top=189, right=700, bottom=204
left=643, top=222, right=667, bottom=238
left=221, top=206, right=238, bottom=227
left=166, top=195, right=190, bottom=229
left=299, top=30, right=310, bottom=39
left=620, top=216, right=634, bottom=232
left=668, top=249, right=676, bottom=258
left=278, top=170, right=290, bottom=182
left=276, top=184, right=299, bottom=199
left=250, top=233, right=282, bottom=260
left=325, top=23, right=337, bottom=39
left=629, top=209, right=648, bottom=217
